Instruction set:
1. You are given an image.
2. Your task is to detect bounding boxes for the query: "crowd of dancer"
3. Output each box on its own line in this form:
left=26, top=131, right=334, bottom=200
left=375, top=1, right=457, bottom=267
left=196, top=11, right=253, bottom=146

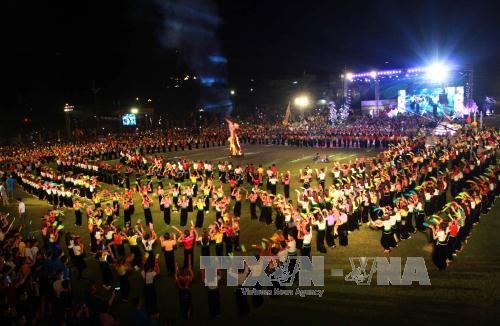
left=0, top=115, right=497, bottom=324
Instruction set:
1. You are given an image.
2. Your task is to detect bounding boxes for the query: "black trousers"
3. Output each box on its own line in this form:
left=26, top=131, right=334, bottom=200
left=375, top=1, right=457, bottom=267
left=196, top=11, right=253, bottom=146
left=317, top=229, right=326, bottom=253
left=326, top=225, right=335, bottom=247
left=164, top=250, right=175, bottom=275
left=184, top=248, right=194, bottom=268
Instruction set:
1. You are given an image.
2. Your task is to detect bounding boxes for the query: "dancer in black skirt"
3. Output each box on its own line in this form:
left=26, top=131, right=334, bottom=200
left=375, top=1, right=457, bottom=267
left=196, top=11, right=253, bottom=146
left=269, top=174, right=278, bottom=195
left=160, top=232, right=176, bottom=276
left=261, top=193, right=273, bottom=225
left=195, top=197, right=205, bottom=228
left=325, top=209, right=336, bottom=248
left=171, top=185, right=180, bottom=212
left=336, top=210, right=349, bottom=247
left=233, top=264, right=250, bottom=316
left=415, top=201, right=426, bottom=231
left=206, top=269, right=222, bottom=318
left=123, top=198, right=132, bottom=226
left=282, top=172, right=291, bottom=198
left=247, top=190, right=258, bottom=219
left=211, top=225, right=224, bottom=257
left=232, top=188, right=242, bottom=217
left=98, top=249, right=114, bottom=289
left=175, top=260, right=194, bottom=320
left=347, top=198, right=360, bottom=231
left=371, top=214, right=394, bottom=253
left=141, top=254, right=160, bottom=317
left=179, top=195, right=189, bottom=227
left=431, top=222, right=449, bottom=270
left=141, top=194, right=153, bottom=226
left=161, top=194, right=172, bottom=225
left=274, top=203, right=285, bottom=230
left=128, top=192, right=135, bottom=216
left=400, top=207, right=411, bottom=240
left=198, top=229, right=212, bottom=257
left=312, top=210, right=327, bottom=253
left=73, top=200, right=83, bottom=226
left=185, top=186, right=194, bottom=212
left=112, top=192, right=120, bottom=217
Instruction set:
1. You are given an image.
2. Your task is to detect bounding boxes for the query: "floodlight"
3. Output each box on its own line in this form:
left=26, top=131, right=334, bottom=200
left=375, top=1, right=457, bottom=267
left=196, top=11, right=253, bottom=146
left=425, top=63, right=449, bottom=83
left=294, top=96, right=310, bottom=108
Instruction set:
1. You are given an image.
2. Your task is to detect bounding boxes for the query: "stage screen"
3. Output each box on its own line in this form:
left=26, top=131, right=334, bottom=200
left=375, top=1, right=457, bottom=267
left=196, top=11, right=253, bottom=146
left=397, top=86, right=464, bottom=115
left=397, top=90, right=406, bottom=111
left=122, top=113, right=137, bottom=126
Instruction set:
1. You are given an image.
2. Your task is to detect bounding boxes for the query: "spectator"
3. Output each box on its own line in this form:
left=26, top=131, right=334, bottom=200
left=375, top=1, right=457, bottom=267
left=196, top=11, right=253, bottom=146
left=17, top=198, right=27, bottom=227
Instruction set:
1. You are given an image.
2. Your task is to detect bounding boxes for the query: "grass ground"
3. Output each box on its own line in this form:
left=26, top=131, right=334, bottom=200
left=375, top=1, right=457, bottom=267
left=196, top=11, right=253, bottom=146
left=5, top=144, right=500, bottom=325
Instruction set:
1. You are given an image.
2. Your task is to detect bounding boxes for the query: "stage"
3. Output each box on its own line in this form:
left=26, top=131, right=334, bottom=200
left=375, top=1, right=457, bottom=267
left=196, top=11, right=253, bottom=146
left=343, top=64, right=474, bottom=118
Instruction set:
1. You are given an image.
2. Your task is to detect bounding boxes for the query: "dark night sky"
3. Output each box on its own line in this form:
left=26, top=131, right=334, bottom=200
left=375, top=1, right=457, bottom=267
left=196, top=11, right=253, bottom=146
left=3, top=0, right=500, bottom=124
left=218, top=0, right=500, bottom=82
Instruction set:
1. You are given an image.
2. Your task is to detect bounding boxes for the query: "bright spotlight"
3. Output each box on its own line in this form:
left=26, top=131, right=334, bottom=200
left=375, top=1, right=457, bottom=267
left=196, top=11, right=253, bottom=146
left=294, top=95, right=310, bottom=108
left=425, top=63, right=449, bottom=83
left=370, top=71, right=377, bottom=79
left=230, top=89, right=236, bottom=95
left=130, top=108, right=139, bottom=114
left=345, top=72, right=353, bottom=81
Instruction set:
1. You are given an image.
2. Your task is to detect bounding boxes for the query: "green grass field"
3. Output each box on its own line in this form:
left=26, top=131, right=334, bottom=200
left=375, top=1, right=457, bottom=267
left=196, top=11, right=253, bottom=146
left=6, top=144, right=500, bottom=325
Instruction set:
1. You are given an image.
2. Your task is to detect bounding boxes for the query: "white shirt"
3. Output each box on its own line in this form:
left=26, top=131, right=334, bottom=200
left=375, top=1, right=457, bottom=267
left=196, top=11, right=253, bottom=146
left=394, top=212, right=401, bottom=222
left=436, top=230, right=447, bottom=242
left=142, top=271, right=157, bottom=284
left=389, top=214, right=397, bottom=226
left=18, top=202, right=26, bottom=214
left=315, top=219, right=326, bottom=230
left=25, top=246, right=39, bottom=262
left=142, top=239, right=155, bottom=251
left=303, top=229, right=312, bottom=245
left=383, top=219, right=392, bottom=231
left=105, top=231, right=114, bottom=240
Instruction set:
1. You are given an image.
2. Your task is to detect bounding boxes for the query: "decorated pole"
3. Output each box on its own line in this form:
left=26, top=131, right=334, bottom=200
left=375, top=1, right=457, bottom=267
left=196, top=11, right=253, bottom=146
left=283, top=101, right=291, bottom=126
left=226, top=119, right=243, bottom=157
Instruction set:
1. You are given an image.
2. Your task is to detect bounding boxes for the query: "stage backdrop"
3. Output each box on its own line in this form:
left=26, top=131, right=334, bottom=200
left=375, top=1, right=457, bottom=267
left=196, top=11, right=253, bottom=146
left=361, top=99, right=397, bottom=116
